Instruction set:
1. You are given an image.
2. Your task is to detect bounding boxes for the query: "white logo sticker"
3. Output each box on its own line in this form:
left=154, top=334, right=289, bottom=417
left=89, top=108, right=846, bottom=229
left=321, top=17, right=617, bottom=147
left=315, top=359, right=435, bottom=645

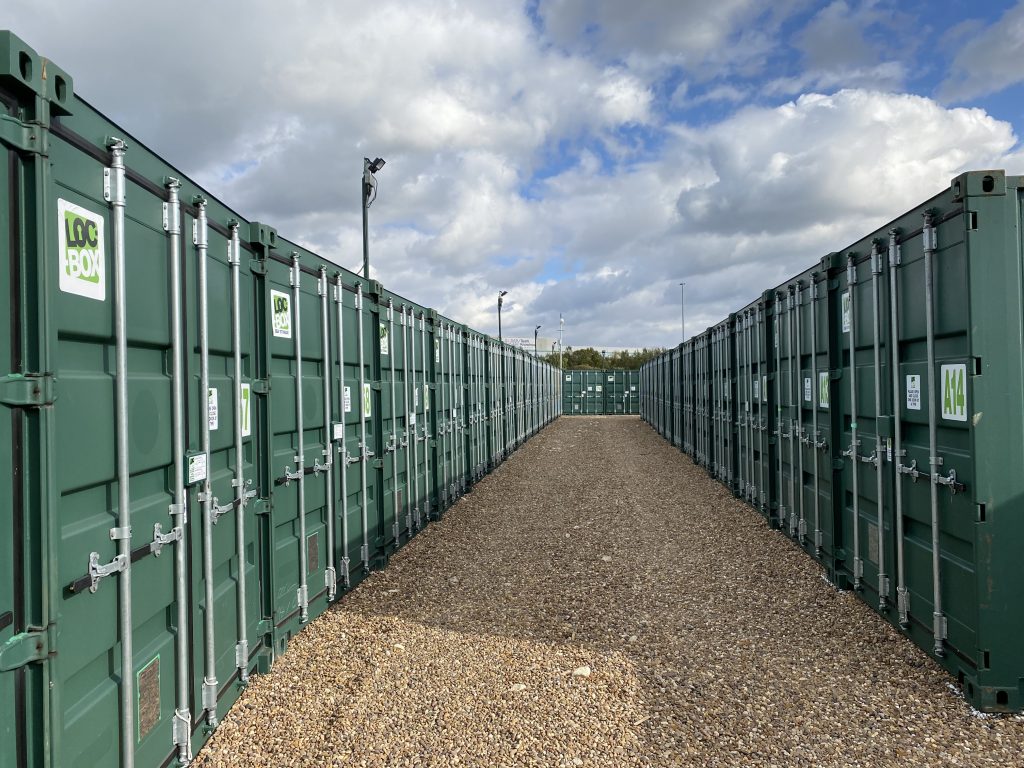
left=842, top=291, right=851, bottom=333
left=380, top=323, right=390, bottom=356
left=906, top=374, right=921, bottom=411
left=596, top=385, right=602, bottom=393
left=565, top=375, right=571, bottom=382
left=208, top=388, right=219, bottom=430
left=58, top=198, right=106, bottom=300
left=940, top=364, right=967, bottom=422
left=240, top=383, right=252, bottom=437
left=271, top=290, right=291, bottom=338
left=819, top=371, right=830, bottom=409
left=409, top=412, right=416, bottom=426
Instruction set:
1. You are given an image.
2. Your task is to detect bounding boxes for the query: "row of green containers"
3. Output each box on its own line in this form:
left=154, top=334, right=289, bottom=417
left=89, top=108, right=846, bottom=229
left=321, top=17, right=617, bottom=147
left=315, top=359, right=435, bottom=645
left=560, top=370, right=640, bottom=414
left=0, top=32, right=562, bottom=768
left=641, top=169, right=1024, bottom=713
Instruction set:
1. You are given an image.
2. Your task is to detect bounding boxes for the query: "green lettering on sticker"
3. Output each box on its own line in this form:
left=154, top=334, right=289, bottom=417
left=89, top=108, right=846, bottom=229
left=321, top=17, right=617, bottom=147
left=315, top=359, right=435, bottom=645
left=940, top=363, right=967, bottom=422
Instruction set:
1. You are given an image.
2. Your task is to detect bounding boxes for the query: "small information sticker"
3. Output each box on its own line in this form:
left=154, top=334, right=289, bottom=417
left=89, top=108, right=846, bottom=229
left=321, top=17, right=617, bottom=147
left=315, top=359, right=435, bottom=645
left=343, top=386, right=352, bottom=413
left=186, top=453, right=208, bottom=485
left=410, top=412, right=416, bottom=426
left=841, top=291, right=851, bottom=333
left=803, top=377, right=812, bottom=403
left=565, top=374, right=572, bottom=382
left=208, top=388, right=219, bottom=430
left=906, top=374, right=921, bottom=411
left=332, top=422, right=344, bottom=441
left=271, top=290, right=291, bottom=338
left=435, top=339, right=440, bottom=363
left=596, top=385, right=602, bottom=393
left=753, top=377, right=760, bottom=400
left=423, top=384, right=430, bottom=409
left=607, top=375, right=614, bottom=382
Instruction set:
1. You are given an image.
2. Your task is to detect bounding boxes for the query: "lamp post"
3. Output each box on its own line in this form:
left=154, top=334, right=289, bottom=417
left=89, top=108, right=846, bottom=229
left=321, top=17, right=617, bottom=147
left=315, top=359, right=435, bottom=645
left=534, top=325, right=542, bottom=357
left=361, top=157, right=385, bottom=279
left=680, top=281, right=686, bottom=342
left=602, top=349, right=607, bottom=369
left=559, top=314, right=564, bottom=369
left=497, top=291, right=508, bottom=341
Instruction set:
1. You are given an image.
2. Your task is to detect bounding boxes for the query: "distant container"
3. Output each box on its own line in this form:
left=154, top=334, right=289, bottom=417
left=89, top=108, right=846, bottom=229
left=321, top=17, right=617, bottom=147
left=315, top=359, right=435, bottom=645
left=561, top=370, right=641, bottom=414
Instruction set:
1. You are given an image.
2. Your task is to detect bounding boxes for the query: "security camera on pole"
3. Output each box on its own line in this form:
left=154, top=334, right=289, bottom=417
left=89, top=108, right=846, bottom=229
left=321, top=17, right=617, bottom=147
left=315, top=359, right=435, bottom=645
left=361, top=157, right=385, bottom=278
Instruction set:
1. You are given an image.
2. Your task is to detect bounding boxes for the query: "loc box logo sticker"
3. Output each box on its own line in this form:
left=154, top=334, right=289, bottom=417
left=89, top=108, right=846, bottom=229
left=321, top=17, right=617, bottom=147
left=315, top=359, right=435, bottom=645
left=841, top=292, right=851, bottom=333
left=58, top=199, right=106, bottom=300
left=379, top=323, right=390, bottom=356
left=941, top=364, right=967, bottom=422
left=271, top=290, right=291, bottom=338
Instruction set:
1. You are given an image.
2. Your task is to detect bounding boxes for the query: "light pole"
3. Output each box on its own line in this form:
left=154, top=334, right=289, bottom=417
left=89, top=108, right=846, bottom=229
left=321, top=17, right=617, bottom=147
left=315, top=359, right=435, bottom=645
left=361, top=157, right=386, bottom=279
left=559, top=314, right=564, bottom=369
left=497, top=291, right=508, bottom=341
left=680, top=281, right=686, bottom=342
left=602, top=349, right=607, bottom=369
left=534, top=325, right=542, bottom=357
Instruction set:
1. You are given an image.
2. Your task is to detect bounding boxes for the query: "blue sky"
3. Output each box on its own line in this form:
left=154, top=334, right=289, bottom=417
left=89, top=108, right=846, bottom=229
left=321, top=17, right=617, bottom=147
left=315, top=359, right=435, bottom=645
left=8, top=0, right=1024, bottom=348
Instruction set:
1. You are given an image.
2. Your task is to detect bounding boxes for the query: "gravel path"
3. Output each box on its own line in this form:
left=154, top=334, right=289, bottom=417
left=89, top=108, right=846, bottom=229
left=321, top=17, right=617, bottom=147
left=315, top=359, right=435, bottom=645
left=195, top=416, right=1024, bottom=767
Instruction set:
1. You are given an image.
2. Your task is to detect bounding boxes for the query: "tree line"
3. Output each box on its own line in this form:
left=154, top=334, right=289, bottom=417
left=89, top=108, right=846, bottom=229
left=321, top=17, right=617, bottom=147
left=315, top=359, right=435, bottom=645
left=538, top=346, right=666, bottom=370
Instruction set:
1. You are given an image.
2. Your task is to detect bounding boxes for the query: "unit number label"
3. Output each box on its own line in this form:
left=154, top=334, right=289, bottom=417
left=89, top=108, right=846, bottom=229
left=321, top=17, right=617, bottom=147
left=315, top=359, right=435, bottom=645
left=208, top=388, right=219, bottom=430
left=240, top=383, right=252, bottom=437
left=940, top=364, right=967, bottom=422
left=565, top=375, right=572, bottom=382
left=271, top=290, right=291, bottom=338
left=363, top=383, right=372, bottom=418
left=818, top=371, right=830, bottom=409
left=906, top=374, right=921, bottom=411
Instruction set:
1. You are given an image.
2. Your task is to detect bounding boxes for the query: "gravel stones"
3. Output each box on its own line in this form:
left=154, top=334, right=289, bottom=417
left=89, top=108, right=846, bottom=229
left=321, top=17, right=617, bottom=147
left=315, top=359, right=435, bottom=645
left=194, top=416, right=1024, bottom=767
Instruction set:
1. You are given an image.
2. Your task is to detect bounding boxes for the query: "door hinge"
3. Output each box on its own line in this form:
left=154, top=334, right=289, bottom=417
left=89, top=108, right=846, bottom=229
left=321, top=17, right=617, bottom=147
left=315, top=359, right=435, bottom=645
left=0, top=629, right=49, bottom=672
left=0, top=114, right=46, bottom=154
left=251, top=378, right=271, bottom=395
left=256, top=619, right=273, bottom=636
left=0, top=373, right=56, bottom=407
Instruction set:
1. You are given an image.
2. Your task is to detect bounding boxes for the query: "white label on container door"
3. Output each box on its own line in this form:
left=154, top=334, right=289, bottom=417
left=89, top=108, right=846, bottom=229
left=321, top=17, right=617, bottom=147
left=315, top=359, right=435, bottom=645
left=630, top=385, right=636, bottom=391
left=271, top=290, right=291, bottom=338
left=587, top=386, right=592, bottom=392
left=565, top=374, right=572, bottom=382
left=332, top=422, right=344, bottom=441
left=423, top=384, right=430, bottom=409
left=774, top=318, right=779, bottom=348
left=906, top=374, right=921, bottom=411
left=208, top=388, right=219, bottom=430
left=413, top=387, right=419, bottom=408
left=362, top=383, right=372, bottom=418
left=762, top=375, right=767, bottom=402
left=409, top=412, right=416, bottom=426
left=818, top=371, right=830, bottom=409
left=596, top=385, right=602, bottom=393
left=186, top=453, right=208, bottom=485
left=886, top=438, right=893, bottom=463
left=379, top=323, right=390, bottom=355
left=239, top=383, right=252, bottom=437
left=940, top=364, right=967, bottom=421
left=434, top=339, right=440, bottom=363
left=608, top=375, right=614, bottom=382
left=752, top=377, right=760, bottom=401
left=343, top=386, right=352, bottom=413
left=803, top=377, right=812, bottom=403
left=58, top=199, right=106, bottom=300
left=841, top=292, right=851, bottom=333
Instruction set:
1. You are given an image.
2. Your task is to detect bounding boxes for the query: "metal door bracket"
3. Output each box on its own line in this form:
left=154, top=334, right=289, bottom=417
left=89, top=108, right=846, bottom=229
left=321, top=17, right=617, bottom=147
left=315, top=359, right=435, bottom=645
left=0, top=373, right=55, bottom=407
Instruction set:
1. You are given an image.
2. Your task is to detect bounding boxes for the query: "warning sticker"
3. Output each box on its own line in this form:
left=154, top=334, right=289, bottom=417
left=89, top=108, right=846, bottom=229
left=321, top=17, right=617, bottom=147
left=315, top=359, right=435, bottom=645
left=240, top=383, right=252, bottom=437
left=343, top=386, right=352, bottom=413
left=940, top=364, right=967, bottom=422
left=271, top=290, right=291, bottom=338
left=841, top=292, right=851, bottom=333
left=818, top=371, right=830, bottom=409
left=906, top=374, right=921, bottom=411
left=208, top=388, right=219, bottom=431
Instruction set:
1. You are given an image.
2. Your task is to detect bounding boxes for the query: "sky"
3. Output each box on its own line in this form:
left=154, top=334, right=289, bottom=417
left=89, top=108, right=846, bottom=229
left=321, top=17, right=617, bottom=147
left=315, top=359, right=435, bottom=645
left=8, top=0, right=1024, bottom=349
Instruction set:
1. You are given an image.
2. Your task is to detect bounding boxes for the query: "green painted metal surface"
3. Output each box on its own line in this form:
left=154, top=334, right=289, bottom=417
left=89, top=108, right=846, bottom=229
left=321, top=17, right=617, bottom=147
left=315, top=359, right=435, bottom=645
left=641, top=169, right=1024, bottom=712
left=0, top=30, right=562, bottom=767
left=560, top=369, right=641, bottom=415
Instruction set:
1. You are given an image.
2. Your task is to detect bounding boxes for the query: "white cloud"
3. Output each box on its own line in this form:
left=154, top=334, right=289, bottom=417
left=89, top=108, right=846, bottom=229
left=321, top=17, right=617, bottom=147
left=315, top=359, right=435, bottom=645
left=939, top=1, right=1024, bottom=101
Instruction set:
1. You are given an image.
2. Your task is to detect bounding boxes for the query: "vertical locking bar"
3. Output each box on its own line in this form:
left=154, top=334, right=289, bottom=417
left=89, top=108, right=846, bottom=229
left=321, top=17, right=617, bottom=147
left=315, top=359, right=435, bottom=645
left=108, top=138, right=138, bottom=768
left=388, top=300, right=400, bottom=545
left=167, top=180, right=196, bottom=751
left=319, top=268, right=337, bottom=601
left=195, top=191, right=218, bottom=727
left=810, top=276, right=823, bottom=554
left=795, top=283, right=806, bottom=542
left=291, top=253, right=309, bottom=622
left=334, top=275, right=351, bottom=587
left=922, top=213, right=946, bottom=655
left=870, top=243, right=888, bottom=609
left=847, top=253, right=863, bottom=589
left=889, top=230, right=910, bottom=625
left=356, top=284, right=370, bottom=567
left=229, top=224, right=250, bottom=677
